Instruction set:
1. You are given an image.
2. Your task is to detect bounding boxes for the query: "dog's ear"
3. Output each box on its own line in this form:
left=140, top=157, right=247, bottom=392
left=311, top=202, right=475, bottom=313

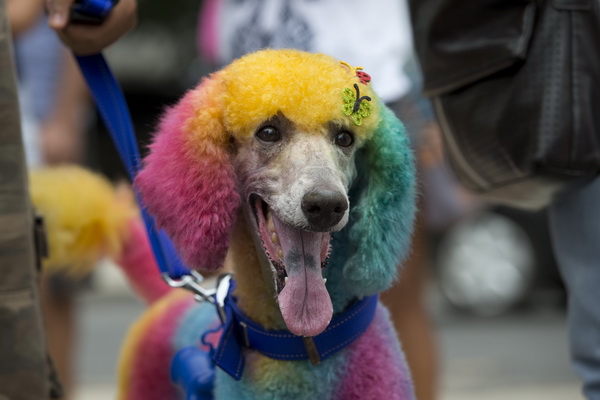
left=135, top=76, right=240, bottom=272
left=341, top=105, right=417, bottom=295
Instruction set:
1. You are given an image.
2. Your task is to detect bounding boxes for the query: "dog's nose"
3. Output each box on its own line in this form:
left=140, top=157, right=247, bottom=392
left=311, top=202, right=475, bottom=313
left=301, top=190, right=348, bottom=230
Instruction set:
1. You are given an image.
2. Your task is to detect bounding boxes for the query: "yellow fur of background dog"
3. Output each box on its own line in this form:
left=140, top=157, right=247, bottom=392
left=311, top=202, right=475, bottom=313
left=29, top=166, right=136, bottom=276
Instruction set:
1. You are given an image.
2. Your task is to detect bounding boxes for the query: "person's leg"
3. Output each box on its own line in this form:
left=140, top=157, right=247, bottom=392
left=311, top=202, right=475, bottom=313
left=0, top=3, right=54, bottom=398
left=549, top=177, right=600, bottom=400
left=41, top=276, right=76, bottom=399
left=379, top=95, right=440, bottom=400
left=381, top=203, right=439, bottom=400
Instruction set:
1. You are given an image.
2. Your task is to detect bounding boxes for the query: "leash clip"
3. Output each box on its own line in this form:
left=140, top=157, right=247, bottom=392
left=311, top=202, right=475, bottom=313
left=162, top=270, right=217, bottom=304
left=214, top=274, right=233, bottom=323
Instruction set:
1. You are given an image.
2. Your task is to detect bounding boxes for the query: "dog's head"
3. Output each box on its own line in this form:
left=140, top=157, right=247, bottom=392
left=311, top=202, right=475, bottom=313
left=136, top=50, right=416, bottom=336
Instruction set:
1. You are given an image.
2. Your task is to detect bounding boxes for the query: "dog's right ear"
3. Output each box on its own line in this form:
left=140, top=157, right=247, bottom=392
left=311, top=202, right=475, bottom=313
left=339, top=105, right=417, bottom=295
left=135, top=75, right=240, bottom=272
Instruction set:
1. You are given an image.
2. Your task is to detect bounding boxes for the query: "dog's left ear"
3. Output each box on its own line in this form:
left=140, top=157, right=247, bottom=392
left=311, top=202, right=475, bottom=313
left=135, top=76, right=241, bottom=272
left=342, top=105, right=417, bottom=295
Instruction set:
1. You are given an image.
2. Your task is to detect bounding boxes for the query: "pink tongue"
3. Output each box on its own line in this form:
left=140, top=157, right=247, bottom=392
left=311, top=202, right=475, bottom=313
left=272, top=215, right=333, bottom=337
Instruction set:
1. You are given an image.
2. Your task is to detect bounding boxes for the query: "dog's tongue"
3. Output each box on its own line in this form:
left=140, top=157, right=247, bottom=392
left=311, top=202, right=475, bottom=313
left=272, top=215, right=333, bottom=337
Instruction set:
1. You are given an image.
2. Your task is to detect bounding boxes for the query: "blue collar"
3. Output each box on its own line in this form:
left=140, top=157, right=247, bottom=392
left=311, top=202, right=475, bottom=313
left=211, top=277, right=378, bottom=380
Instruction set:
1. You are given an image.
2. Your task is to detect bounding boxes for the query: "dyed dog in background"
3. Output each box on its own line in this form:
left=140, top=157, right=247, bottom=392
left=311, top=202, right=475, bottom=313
left=118, top=49, right=417, bottom=399
left=29, top=165, right=170, bottom=301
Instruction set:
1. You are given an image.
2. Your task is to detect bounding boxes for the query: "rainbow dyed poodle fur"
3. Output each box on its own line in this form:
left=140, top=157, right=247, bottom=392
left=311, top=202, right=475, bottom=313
left=117, top=49, right=417, bottom=400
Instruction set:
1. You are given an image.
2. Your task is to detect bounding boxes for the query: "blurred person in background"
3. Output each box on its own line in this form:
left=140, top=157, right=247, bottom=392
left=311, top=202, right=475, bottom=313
left=16, top=16, right=89, bottom=168
left=408, top=1, right=600, bottom=399
left=548, top=164, right=600, bottom=400
left=13, top=7, right=91, bottom=398
left=197, top=1, right=474, bottom=399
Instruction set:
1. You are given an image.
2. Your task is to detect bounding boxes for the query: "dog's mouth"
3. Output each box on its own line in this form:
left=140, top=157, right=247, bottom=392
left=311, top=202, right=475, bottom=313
left=252, top=196, right=333, bottom=337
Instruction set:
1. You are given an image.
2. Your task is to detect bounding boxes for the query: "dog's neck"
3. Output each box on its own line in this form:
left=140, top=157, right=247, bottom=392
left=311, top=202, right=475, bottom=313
left=226, top=215, right=287, bottom=330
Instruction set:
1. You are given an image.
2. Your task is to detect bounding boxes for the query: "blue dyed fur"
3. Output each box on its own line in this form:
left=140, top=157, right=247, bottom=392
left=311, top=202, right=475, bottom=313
left=326, top=103, right=416, bottom=308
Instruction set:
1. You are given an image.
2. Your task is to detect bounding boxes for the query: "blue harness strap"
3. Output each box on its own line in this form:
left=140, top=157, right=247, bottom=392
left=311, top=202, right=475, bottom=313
left=170, top=346, right=216, bottom=400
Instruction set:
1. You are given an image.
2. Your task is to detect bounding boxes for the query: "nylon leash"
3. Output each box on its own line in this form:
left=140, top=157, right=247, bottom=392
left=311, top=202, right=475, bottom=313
left=70, top=0, right=193, bottom=280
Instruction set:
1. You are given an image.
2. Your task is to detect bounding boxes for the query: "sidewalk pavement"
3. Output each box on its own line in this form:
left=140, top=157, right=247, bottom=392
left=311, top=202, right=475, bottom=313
left=76, top=382, right=582, bottom=400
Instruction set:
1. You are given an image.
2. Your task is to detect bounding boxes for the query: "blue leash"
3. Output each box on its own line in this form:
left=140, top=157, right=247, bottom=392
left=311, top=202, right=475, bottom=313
left=70, top=3, right=190, bottom=279
left=72, top=8, right=217, bottom=395
left=76, top=54, right=191, bottom=279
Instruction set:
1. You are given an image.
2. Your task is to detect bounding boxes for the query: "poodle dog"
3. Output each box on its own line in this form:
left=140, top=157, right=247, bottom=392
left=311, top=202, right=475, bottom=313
left=117, top=49, right=417, bottom=400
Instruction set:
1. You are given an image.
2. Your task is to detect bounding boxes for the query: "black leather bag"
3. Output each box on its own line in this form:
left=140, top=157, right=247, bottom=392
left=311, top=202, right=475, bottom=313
left=410, top=0, right=600, bottom=210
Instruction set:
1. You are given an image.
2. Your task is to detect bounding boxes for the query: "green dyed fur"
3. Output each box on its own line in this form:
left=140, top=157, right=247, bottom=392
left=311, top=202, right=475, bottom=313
left=327, top=104, right=416, bottom=306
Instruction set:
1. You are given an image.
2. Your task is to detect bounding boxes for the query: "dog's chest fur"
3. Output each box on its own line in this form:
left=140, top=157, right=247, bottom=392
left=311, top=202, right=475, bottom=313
left=169, top=297, right=413, bottom=400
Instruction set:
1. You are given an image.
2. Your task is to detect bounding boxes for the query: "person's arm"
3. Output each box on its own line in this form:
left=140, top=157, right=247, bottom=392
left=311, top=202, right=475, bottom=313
left=7, top=0, right=45, bottom=36
left=41, top=52, right=90, bottom=165
left=46, top=0, right=137, bottom=55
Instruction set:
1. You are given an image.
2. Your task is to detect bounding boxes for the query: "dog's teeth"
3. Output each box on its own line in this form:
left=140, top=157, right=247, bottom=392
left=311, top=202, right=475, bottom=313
left=323, top=278, right=327, bottom=284
left=278, top=249, right=284, bottom=259
left=271, top=232, right=279, bottom=244
left=285, top=277, right=288, bottom=284
left=267, top=213, right=276, bottom=232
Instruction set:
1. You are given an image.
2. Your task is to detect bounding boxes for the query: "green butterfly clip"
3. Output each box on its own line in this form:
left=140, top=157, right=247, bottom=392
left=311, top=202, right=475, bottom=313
left=342, top=84, right=372, bottom=126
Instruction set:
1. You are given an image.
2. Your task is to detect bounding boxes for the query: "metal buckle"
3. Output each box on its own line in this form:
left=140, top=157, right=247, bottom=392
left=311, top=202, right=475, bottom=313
left=161, top=270, right=217, bottom=304
left=162, top=272, right=232, bottom=324
left=239, top=321, right=250, bottom=347
left=215, top=274, right=233, bottom=323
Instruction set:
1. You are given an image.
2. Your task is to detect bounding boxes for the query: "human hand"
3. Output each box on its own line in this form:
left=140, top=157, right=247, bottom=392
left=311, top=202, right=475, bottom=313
left=46, top=0, right=137, bottom=55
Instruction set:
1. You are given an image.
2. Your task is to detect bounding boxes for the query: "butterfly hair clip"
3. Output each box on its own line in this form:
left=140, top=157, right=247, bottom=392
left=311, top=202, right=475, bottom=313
left=342, top=83, right=372, bottom=126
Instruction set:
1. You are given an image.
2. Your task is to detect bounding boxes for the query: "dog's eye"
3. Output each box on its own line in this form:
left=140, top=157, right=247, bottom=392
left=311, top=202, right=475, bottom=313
left=256, top=126, right=281, bottom=143
left=335, top=131, right=354, bottom=148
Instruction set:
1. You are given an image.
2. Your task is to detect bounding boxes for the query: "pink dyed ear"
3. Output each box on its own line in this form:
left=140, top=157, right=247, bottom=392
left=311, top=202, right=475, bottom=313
left=135, top=77, right=240, bottom=271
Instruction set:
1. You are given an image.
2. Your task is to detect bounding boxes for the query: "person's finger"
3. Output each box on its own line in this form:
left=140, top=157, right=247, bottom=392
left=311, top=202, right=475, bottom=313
left=46, top=0, right=75, bottom=29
